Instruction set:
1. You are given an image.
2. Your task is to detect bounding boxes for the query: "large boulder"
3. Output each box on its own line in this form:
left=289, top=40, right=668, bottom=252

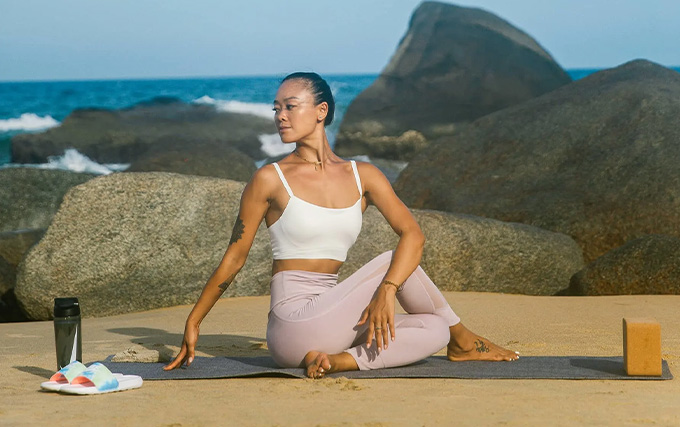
left=0, top=287, right=28, bottom=322
left=334, top=1, right=571, bottom=160
left=0, top=168, right=95, bottom=232
left=394, top=60, right=680, bottom=262
left=0, top=229, right=45, bottom=294
left=127, top=137, right=256, bottom=181
left=11, top=97, right=275, bottom=164
left=15, top=172, right=272, bottom=320
left=14, top=170, right=585, bottom=320
left=0, top=229, right=45, bottom=268
left=341, top=207, right=584, bottom=295
left=0, top=256, right=14, bottom=298
left=0, top=229, right=44, bottom=322
left=563, top=235, right=680, bottom=296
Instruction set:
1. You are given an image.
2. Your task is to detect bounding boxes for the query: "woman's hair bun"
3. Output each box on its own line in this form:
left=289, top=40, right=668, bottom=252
left=282, top=72, right=335, bottom=126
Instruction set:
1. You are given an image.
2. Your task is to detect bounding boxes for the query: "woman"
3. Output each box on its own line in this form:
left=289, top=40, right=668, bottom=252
left=164, top=72, right=518, bottom=378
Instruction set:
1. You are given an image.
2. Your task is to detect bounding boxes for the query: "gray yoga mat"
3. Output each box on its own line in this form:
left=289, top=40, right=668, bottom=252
left=102, top=355, right=673, bottom=380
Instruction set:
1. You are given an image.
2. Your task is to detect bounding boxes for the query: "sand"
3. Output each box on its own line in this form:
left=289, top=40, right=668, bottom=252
left=1, top=292, right=678, bottom=426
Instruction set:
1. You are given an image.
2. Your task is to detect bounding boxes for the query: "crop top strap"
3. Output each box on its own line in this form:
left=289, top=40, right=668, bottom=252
left=350, top=160, right=362, bottom=195
left=272, top=163, right=294, bottom=197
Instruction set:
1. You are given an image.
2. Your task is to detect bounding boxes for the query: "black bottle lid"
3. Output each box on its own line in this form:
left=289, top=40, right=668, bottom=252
left=53, top=297, right=80, bottom=318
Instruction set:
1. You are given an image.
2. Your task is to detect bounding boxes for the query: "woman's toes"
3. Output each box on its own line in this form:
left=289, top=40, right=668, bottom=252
left=304, top=351, right=333, bottom=379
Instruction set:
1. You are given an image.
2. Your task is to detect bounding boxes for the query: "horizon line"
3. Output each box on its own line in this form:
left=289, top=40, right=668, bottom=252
left=1, top=64, right=679, bottom=84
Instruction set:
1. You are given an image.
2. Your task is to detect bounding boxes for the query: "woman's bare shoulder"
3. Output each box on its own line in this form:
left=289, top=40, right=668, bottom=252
left=245, top=163, right=281, bottom=196
left=354, top=161, right=389, bottom=187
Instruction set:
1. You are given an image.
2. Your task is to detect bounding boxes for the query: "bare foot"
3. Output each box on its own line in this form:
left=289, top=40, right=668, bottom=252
left=303, top=351, right=359, bottom=379
left=447, top=323, right=519, bottom=362
left=304, top=351, right=333, bottom=379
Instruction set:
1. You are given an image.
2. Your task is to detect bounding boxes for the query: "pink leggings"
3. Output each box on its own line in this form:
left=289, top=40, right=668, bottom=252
left=266, top=251, right=461, bottom=370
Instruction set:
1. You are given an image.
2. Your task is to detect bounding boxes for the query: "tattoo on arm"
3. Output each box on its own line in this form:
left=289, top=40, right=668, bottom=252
left=474, top=339, right=490, bottom=353
left=218, top=272, right=237, bottom=293
left=219, top=216, right=243, bottom=293
left=229, top=216, right=245, bottom=246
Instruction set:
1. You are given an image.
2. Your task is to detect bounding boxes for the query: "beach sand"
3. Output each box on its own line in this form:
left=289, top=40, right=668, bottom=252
left=1, top=292, right=678, bottom=426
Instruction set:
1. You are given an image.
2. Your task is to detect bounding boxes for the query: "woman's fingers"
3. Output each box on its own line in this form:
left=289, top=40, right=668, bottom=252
left=163, top=346, right=187, bottom=371
left=185, top=345, right=195, bottom=366
left=375, top=325, right=383, bottom=352
left=388, top=316, right=396, bottom=342
left=382, top=321, right=390, bottom=349
left=366, top=317, right=381, bottom=349
left=368, top=317, right=390, bottom=352
left=366, top=321, right=374, bottom=348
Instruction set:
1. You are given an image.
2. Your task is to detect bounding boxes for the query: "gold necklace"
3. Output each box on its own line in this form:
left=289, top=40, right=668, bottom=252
left=293, top=150, right=325, bottom=171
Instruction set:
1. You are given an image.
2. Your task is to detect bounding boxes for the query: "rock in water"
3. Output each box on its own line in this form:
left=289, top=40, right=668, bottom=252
left=334, top=1, right=570, bottom=160
left=564, top=235, right=680, bottom=295
left=395, top=60, right=680, bottom=262
left=0, top=169, right=95, bottom=232
left=11, top=98, right=274, bottom=164
left=341, top=207, right=584, bottom=295
left=15, top=172, right=272, bottom=320
left=127, top=136, right=256, bottom=181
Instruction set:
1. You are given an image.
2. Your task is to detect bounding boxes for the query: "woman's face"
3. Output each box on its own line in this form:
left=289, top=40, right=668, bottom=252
left=273, top=79, right=326, bottom=143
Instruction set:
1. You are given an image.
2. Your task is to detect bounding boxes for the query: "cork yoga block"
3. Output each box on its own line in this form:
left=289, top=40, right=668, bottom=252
left=622, top=318, right=662, bottom=376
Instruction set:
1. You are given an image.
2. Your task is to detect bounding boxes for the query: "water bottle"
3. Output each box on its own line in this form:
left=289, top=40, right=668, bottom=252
left=53, top=297, right=82, bottom=370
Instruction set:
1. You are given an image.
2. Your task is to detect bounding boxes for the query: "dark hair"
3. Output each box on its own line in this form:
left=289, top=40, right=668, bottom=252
left=282, top=72, right=335, bottom=126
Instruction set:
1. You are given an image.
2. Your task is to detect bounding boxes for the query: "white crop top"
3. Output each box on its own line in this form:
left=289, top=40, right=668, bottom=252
left=268, top=161, right=363, bottom=262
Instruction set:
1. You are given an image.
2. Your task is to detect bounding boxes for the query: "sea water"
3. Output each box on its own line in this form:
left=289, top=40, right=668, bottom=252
left=1, top=68, right=665, bottom=172
left=0, top=74, right=377, bottom=170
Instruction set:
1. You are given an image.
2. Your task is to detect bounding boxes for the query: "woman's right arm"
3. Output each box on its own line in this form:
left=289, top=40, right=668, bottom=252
left=164, top=167, right=274, bottom=370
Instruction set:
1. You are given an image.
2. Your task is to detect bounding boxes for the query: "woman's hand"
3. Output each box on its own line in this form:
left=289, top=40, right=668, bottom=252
left=163, top=320, right=200, bottom=370
left=356, top=285, right=397, bottom=351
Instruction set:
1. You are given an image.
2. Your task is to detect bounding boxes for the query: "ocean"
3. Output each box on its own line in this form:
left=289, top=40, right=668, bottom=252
left=0, top=68, right=668, bottom=173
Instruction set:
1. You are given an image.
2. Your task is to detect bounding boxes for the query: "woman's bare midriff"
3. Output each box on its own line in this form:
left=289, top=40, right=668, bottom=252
left=272, top=259, right=344, bottom=275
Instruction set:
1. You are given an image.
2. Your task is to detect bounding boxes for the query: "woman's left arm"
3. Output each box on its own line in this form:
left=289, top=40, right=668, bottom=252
left=355, top=162, right=425, bottom=350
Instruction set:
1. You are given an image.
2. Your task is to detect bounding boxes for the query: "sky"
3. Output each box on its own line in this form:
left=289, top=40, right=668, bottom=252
left=1, top=0, right=679, bottom=81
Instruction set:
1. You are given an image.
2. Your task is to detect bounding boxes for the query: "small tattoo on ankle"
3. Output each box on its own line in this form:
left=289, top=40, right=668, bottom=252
left=474, top=340, right=490, bottom=353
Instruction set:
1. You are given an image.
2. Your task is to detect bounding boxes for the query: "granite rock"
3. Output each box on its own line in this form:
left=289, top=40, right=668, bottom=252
left=0, top=256, right=14, bottom=297
left=15, top=172, right=272, bottom=320
left=395, top=60, right=680, bottom=262
left=341, top=207, right=584, bottom=295
left=0, top=168, right=95, bottom=232
left=11, top=97, right=274, bottom=164
left=564, top=235, right=680, bottom=295
left=0, top=229, right=45, bottom=267
left=127, top=137, right=256, bottom=181
left=14, top=173, right=585, bottom=320
left=335, top=1, right=570, bottom=160
left=0, top=228, right=44, bottom=298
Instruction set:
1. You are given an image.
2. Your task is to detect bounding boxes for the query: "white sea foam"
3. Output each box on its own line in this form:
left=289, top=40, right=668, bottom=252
left=350, top=155, right=371, bottom=163
left=192, top=96, right=273, bottom=119
left=258, top=133, right=294, bottom=157
left=330, top=82, right=348, bottom=97
left=0, top=113, right=60, bottom=132
left=1, top=149, right=129, bottom=175
left=349, top=154, right=408, bottom=171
